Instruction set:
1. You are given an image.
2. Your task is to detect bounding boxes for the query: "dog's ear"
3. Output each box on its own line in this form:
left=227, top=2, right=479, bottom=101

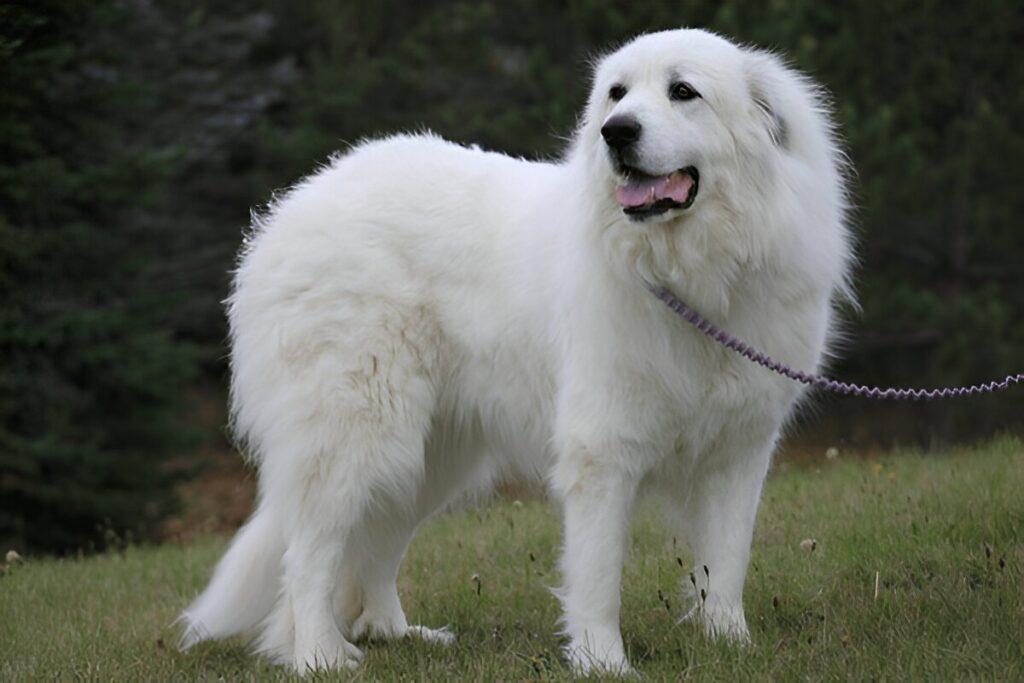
left=744, top=51, right=790, bottom=150
left=754, top=93, right=788, bottom=149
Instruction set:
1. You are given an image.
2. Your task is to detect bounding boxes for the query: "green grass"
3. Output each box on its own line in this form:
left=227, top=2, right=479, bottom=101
left=3, top=438, right=1023, bottom=681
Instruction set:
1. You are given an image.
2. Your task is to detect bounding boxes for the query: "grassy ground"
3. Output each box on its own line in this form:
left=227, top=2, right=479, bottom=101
left=2, top=438, right=1022, bottom=681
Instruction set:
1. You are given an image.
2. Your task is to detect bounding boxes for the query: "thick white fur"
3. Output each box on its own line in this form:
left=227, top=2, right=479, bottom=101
left=179, top=29, right=852, bottom=675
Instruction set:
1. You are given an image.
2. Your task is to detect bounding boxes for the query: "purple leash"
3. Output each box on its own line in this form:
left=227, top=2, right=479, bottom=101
left=653, top=286, right=1024, bottom=400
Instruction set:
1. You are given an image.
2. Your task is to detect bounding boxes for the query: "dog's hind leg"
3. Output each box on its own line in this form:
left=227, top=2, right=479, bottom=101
left=345, top=512, right=455, bottom=646
left=344, top=518, right=412, bottom=641
left=247, top=334, right=439, bottom=672
left=254, top=412, right=435, bottom=672
left=343, top=429, right=488, bottom=646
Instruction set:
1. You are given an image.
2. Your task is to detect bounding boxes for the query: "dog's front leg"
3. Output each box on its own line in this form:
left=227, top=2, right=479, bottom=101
left=679, top=433, right=776, bottom=643
left=554, top=446, right=640, bottom=675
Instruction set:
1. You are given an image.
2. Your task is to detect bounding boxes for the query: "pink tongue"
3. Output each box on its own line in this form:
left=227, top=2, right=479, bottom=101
left=614, top=170, right=694, bottom=208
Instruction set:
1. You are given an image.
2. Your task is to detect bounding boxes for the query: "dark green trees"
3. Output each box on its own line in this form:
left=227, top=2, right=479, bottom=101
left=0, top=2, right=195, bottom=553
left=2, top=1, right=1020, bottom=553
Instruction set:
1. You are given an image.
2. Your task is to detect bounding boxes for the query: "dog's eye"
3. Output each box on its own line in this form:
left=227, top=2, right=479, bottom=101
left=609, top=84, right=627, bottom=101
left=669, top=81, right=700, bottom=101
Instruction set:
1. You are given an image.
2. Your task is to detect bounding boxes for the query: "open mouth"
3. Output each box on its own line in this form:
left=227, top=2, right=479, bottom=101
left=614, top=166, right=700, bottom=219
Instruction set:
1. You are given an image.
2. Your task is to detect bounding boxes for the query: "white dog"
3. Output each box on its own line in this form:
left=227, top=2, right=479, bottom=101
left=179, top=28, right=852, bottom=675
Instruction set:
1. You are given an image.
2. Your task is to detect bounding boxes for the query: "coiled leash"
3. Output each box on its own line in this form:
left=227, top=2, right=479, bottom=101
left=653, top=286, right=1024, bottom=400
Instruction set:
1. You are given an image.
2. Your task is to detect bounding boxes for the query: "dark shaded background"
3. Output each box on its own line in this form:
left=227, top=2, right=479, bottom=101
left=2, top=0, right=1022, bottom=553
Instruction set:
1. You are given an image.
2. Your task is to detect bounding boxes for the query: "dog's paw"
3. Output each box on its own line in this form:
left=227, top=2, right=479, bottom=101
left=350, top=608, right=455, bottom=646
left=679, top=599, right=752, bottom=645
left=293, top=630, right=363, bottom=674
left=350, top=608, right=407, bottom=641
left=407, top=624, right=456, bottom=645
left=566, top=649, right=633, bottom=677
left=565, top=630, right=632, bottom=677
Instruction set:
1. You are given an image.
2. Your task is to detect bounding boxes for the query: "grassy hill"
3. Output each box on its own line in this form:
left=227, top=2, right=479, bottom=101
left=2, top=439, right=1022, bottom=680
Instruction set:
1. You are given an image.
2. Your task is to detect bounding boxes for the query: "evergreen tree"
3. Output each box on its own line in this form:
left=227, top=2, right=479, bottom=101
left=2, top=1, right=1021, bottom=553
left=0, top=1, right=197, bottom=553
left=253, top=0, right=1023, bottom=440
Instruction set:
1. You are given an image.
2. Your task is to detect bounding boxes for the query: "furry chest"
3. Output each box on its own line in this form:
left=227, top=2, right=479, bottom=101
left=656, top=340, right=796, bottom=457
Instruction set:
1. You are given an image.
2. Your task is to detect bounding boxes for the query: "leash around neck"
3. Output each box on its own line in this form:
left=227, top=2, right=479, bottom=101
left=652, top=286, right=1024, bottom=400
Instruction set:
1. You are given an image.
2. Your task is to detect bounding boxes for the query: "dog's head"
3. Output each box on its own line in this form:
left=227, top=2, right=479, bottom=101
left=582, top=29, right=814, bottom=226
left=573, top=29, right=849, bottom=311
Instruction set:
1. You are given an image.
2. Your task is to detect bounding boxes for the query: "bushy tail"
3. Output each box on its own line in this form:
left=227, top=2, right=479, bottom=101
left=178, top=507, right=284, bottom=648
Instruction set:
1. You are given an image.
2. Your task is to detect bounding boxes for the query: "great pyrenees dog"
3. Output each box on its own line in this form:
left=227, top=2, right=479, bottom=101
left=180, top=28, right=852, bottom=674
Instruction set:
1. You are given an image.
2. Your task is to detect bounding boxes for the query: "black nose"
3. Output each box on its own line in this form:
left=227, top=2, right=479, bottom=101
left=601, top=115, right=642, bottom=149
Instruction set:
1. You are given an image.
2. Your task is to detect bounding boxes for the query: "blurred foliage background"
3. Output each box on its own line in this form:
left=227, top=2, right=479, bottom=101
left=2, top=0, right=1022, bottom=553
